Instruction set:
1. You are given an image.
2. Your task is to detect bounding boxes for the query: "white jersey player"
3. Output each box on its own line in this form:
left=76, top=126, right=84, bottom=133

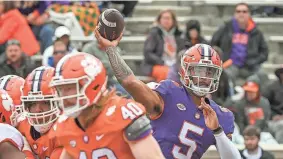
left=0, top=123, right=26, bottom=159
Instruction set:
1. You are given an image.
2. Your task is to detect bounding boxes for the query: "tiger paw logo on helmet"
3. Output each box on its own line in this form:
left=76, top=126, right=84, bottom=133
left=1, top=93, right=13, bottom=112
left=81, top=55, right=102, bottom=79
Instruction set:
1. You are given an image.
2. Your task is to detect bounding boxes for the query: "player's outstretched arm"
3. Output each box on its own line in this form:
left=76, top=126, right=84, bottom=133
left=94, top=28, right=163, bottom=117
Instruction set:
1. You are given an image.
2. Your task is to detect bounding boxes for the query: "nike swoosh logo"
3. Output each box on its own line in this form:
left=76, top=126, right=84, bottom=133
left=96, top=134, right=104, bottom=141
left=43, top=147, right=48, bottom=151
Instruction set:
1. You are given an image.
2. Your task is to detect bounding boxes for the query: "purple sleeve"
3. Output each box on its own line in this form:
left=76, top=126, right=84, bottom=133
left=209, top=99, right=235, bottom=135
left=151, top=80, right=173, bottom=97
left=52, top=1, right=72, bottom=5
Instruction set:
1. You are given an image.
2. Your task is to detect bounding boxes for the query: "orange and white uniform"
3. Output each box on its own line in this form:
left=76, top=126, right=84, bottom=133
left=0, top=75, right=25, bottom=127
left=0, top=123, right=24, bottom=151
left=19, top=66, right=63, bottom=159
left=53, top=96, right=151, bottom=159
left=0, top=77, right=35, bottom=158
left=17, top=119, right=62, bottom=159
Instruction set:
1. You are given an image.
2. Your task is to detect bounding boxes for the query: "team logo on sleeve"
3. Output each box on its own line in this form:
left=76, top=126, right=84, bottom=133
left=69, top=140, right=76, bottom=148
left=177, top=103, right=186, bottom=111
left=106, top=105, right=116, bottom=116
left=146, top=82, right=160, bottom=90
left=219, top=106, right=230, bottom=112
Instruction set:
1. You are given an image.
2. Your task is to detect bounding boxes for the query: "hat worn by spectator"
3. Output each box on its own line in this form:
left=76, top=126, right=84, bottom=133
left=54, top=26, right=71, bottom=39
left=6, top=39, right=21, bottom=47
left=242, top=81, right=259, bottom=92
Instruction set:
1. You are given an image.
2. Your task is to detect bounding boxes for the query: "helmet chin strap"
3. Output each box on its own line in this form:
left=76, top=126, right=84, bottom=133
left=34, top=123, right=53, bottom=134
left=192, top=90, right=207, bottom=97
left=191, top=84, right=209, bottom=97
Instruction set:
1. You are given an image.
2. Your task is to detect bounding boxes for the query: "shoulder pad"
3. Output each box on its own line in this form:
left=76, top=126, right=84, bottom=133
left=124, top=115, right=152, bottom=141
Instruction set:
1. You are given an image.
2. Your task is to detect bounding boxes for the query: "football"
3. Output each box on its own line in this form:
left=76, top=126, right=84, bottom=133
left=97, top=9, right=125, bottom=41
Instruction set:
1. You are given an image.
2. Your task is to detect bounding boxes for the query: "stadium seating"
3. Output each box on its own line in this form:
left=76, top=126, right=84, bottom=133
left=33, top=1, right=283, bottom=156
left=202, top=144, right=283, bottom=159
left=41, top=0, right=283, bottom=79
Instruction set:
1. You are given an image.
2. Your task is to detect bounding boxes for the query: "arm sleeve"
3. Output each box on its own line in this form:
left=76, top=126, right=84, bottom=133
left=143, top=33, right=164, bottom=65
left=210, top=25, right=225, bottom=47
left=215, top=131, right=241, bottom=159
left=253, top=31, right=268, bottom=65
left=234, top=102, right=246, bottom=133
left=0, top=17, right=18, bottom=44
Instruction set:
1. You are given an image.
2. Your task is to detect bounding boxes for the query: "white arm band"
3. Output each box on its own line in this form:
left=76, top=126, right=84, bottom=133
left=214, top=131, right=241, bottom=159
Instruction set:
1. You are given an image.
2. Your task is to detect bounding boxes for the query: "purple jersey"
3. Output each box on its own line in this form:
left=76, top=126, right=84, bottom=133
left=150, top=80, right=234, bottom=159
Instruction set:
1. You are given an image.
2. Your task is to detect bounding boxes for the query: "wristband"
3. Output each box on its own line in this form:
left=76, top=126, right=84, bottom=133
left=212, top=126, right=223, bottom=135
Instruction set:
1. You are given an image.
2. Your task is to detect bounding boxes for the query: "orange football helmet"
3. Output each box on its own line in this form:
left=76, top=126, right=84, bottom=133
left=50, top=52, right=107, bottom=117
left=0, top=89, right=14, bottom=125
left=179, top=44, right=222, bottom=96
left=0, top=75, right=24, bottom=126
left=21, top=66, right=60, bottom=133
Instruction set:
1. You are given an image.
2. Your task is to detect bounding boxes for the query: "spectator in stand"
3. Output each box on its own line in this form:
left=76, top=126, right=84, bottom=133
left=49, top=1, right=100, bottom=37
left=240, top=125, right=275, bottom=159
left=263, top=66, right=283, bottom=143
left=209, top=46, right=234, bottom=107
left=18, top=1, right=54, bottom=53
left=182, top=19, right=208, bottom=48
left=167, top=49, right=184, bottom=84
left=49, top=40, right=68, bottom=68
left=82, top=41, right=130, bottom=98
left=42, top=26, right=77, bottom=66
left=142, top=9, right=185, bottom=82
left=211, top=3, right=268, bottom=83
left=0, top=39, right=36, bottom=78
left=0, top=1, right=39, bottom=56
left=234, top=79, right=271, bottom=133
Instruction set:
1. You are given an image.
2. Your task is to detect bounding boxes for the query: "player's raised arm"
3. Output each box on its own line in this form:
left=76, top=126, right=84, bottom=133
left=94, top=28, right=163, bottom=117
left=200, top=98, right=241, bottom=159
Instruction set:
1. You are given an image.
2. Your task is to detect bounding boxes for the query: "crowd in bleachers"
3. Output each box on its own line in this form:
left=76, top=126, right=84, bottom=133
left=1, top=0, right=283, bottom=158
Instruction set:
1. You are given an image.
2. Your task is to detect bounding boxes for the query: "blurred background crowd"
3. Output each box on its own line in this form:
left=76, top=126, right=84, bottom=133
left=1, top=0, right=283, bottom=158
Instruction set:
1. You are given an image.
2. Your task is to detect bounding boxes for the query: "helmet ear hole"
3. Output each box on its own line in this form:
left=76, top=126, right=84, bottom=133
left=93, top=84, right=100, bottom=90
left=1, top=115, right=6, bottom=123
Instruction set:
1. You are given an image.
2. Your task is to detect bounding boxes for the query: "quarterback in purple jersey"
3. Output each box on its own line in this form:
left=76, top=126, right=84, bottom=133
left=94, top=28, right=241, bottom=159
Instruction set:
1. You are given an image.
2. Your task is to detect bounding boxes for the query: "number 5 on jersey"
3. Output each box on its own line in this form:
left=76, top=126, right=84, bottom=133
left=172, top=122, right=204, bottom=159
left=122, top=103, right=143, bottom=120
